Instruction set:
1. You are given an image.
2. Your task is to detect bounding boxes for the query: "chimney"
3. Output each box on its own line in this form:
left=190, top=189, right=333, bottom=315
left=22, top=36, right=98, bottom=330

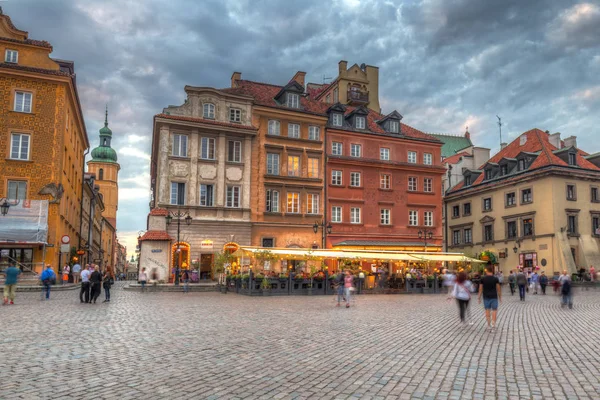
left=231, top=71, right=241, bottom=88
left=564, top=135, right=577, bottom=149
left=548, top=132, right=561, bottom=149
left=338, top=60, right=348, bottom=75
left=291, top=71, right=306, bottom=87
left=500, top=142, right=508, bottom=150
left=465, top=130, right=471, bottom=140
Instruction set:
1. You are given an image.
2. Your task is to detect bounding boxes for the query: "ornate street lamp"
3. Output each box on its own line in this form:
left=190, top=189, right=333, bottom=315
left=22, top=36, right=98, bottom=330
left=312, top=220, right=332, bottom=248
left=166, top=208, right=192, bottom=285
left=418, top=230, right=434, bottom=252
left=0, top=198, right=12, bottom=216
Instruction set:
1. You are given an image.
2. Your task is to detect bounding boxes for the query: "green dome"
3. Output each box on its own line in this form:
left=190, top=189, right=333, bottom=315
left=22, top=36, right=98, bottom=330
left=91, top=146, right=118, bottom=163
left=99, top=124, right=112, bottom=135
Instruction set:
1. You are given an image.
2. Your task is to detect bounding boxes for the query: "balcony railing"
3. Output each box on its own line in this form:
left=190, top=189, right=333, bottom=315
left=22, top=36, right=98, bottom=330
left=347, top=89, right=369, bottom=104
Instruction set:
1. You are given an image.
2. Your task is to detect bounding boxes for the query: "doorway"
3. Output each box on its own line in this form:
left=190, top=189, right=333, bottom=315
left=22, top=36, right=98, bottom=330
left=200, top=254, right=213, bottom=280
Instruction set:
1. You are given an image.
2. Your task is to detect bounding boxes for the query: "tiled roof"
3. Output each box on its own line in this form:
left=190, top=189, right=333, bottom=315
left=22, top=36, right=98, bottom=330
left=0, top=62, right=69, bottom=77
left=443, top=151, right=471, bottom=165
left=430, top=133, right=473, bottom=158
left=0, top=36, right=52, bottom=49
left=155, top=113, right=257, bottom=130
left=140, top=230, right=173, bottom=242
left=306, top=82, right=330, bottom=99
left=149, top=208, right=169, bottom=216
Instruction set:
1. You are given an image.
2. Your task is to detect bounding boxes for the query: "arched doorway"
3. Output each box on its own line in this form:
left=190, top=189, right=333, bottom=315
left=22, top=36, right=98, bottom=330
left=171, top=242, right=191, bottom=282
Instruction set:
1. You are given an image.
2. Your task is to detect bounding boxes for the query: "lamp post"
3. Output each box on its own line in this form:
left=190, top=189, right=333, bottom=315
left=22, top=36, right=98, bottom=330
left=312, top=220, right=332, bottom=248
left=418, top=230, right=434, bottom=252
left=166, top=209, right=192, bottom=285
left=0, top=198, right=19, bottom=216
left=513, top=239, right=521, bottom=254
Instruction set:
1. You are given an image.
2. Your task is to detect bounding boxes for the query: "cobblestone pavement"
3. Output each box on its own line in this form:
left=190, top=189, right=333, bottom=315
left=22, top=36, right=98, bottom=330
left=1, top=284, right=599, bottom=400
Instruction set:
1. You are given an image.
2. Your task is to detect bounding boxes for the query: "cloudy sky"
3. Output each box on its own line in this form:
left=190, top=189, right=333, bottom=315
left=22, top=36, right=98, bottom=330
left=7, top=0, right=600, bottom=257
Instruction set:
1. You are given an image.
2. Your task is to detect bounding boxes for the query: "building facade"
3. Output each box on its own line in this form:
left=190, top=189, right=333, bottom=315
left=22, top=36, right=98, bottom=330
left=81, top=173, right=115, bottom=269
left=445, top=129, right=600, bottom=275
left=0, top=10, right=89, bottom=273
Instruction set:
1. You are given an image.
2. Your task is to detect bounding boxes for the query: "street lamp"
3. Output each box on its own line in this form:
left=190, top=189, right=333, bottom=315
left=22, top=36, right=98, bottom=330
left=166, top=209, right=192, bottom=285
left=513, top=239, right=521, bottom=254
left=418, top=230, right=434, bottom=252
left=312, top=220, right=332, bottom=248
left=0, top=198, right=15, bottom=216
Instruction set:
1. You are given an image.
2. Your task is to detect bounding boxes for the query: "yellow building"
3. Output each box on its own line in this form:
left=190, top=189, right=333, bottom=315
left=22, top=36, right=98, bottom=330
left=445, top=129, right=600, bottom=275
left=0, top=9, right=89, bottom=273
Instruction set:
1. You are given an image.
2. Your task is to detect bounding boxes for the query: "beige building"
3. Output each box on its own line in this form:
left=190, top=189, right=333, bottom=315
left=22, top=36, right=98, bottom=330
left=445, top=129, right=600, bottom=275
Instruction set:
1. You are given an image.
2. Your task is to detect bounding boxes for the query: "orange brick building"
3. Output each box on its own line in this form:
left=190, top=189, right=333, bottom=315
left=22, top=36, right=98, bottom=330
left=0, top=10, right=89, bottom=273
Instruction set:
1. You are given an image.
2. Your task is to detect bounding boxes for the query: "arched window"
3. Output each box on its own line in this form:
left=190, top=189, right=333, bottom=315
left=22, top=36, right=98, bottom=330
left=203, top=103, right=215, bottom=119
left=103, top=139, right=107, bottom=146
left=99, top=168, right=104, bottom=180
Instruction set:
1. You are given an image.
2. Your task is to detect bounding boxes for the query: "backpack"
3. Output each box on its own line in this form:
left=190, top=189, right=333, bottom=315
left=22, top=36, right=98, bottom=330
left=562, top=279, right=571, bottom=295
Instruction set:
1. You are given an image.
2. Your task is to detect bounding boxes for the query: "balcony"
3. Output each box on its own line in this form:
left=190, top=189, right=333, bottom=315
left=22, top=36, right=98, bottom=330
left=347, top=89, right=369, bottom=105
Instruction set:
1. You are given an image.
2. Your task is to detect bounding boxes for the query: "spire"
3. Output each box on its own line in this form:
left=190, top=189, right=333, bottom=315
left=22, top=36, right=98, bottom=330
left=104, top=104, right=108, bottom=127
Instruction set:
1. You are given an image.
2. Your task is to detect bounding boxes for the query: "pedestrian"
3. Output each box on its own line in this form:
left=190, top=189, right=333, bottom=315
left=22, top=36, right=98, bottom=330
left=62, top=264, right=70, bottom=284
left=478, top=265, right=501, bottom=331
left=578, top=267, right=586, bottom=283
left=508, top=270, right=516, bottom=295
left=344, top=270, right=354, bottom=308
left=336, top=270, right=345, bottom=307
left=561, top=274, right=573, bottom=309
left=139, top=268, right=148, bottom=292
left=539, top=272, right=549, bottom=295
left=89, top=265, right=102, bottom=304
left=590, top=266, right=596, bottom=282
left=3, top=263, right=21, bottom=305
left=40, top=265, right=56, bottom=300
left=516, top=269, right=527, bottom=301
left=182, top=270, right=190, bottom=293
left=442, top=268, right=455, bottom=294
left=552, top=273, right=561, bottom=294
left=72, top=262, right=81, bottom=284
left=450, top=271, right=474, bottom=325
left=531, top=270, right=539, bottom=294
left=80, top=265, right=91, bottom=303
left=102, top=268, right=114, bottom=303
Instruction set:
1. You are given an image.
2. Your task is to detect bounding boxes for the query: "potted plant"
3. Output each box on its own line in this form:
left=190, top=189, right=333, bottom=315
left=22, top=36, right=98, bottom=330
left=213, top=251, right=234, bottom=292
left=261, top=276, right=271, bottom=295
left=253, top=249, right=278, bottom=275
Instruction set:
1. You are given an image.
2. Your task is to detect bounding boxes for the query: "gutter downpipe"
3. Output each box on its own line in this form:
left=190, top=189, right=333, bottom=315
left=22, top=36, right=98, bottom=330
left=79, top=148, right=89, bottom=253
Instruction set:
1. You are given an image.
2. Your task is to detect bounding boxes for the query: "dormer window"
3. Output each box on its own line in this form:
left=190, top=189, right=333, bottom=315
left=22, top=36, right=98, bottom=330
left=518, top=159, right=526, bottom=171
left=286, top=93, right=300, bottom=108
left=203, top=103, right=215, bottom=119
left=568, top=153, right=577, bottom=166
left=485, top=170, right=493, bottom=180
left=356, top=116, right=366, bottom=129
left=500, top=165, right=508, bottom=175
left=464, top=176, right=471, bottom=186
left=332, top=113, right=343, bottom=127
left=5, top=50, right=18, bottom=64
left=389, top=120, right=399, bottom=133
left=229, top=108, right=241, bottom=123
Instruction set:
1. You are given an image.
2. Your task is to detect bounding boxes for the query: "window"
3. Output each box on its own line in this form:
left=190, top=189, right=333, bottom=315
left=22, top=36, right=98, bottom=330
left=333, top=88, right=339, bottom=103
left=350, top=144, right=361, bottom=158
left=287, top=192, right=299, bottom=213
left=464, top=176, right=472, bottom=186
left=170, top=182, right=185, bottom=205
left=226, top=186, right=240, bottom=208
left=266, top=153, right=280, bottom=175
left=484, top=169, right=493, bottom=180
left=408, top=151, right=417, bottom=164
left=389, top=120, right=399, bottom=133
left=332, top=206, right=342, bottom=223
left=521, top=188, right=532, bottom=204
left=408, top=177, right=417, bottom=192
left=567, top=184, right=576, bottom=200
left=331, top=170, right=342, bottom=185
left=568, top=153, right=577, bottom=166
left=99, top=169, right=104, bottom=180
left=523, top=218, right=534, bottom=236
left=484, top=225, right=494, bottom=242
left=463, top=203, right=471, bottom=216
left=350, top=172, right=361, bottom=187
left=266, top=189, right=279, bottom=212
left=506, top=192, right=516, bottom=207
left=380, top=148, right=390, bottom=161
left=452, top=205, right=460, bottom=218
left=424, top=211, right=433, bottom=226
left=203, top=103, right=215, bottom=119
left=227, top=140, right=242, bottom=162
left=308, top=158, right=319, bottom=178
left=332, top=142, right=343, bottom=155
left=507, top=221, right=517, bottom=239
left=424, top=178, right=433, bottom=193
left=200, top=184, right=214, bottom=206
left=287, top=155, right=300, bottom=177
left=308, top=126, right=320, bottom=141
left=380, top=209, right=390, bottom=225
left=356, top=116, right=366, bottom=129
left=10, top=133, right=30, bottom=160
left=332, top=113, right=343, bottom=127
left=7, top=180, right=26, bottom=200
left=307, top=194, right=319, bottom=214
left=326, top=94, right=331, bottom=103
left=262, top=238, right=274, bottom=247
left=593, top=216, right=600, bottom=235
left=229, top=108, right=241, bottom=123
left=423, top=153, right=432, bottom=165
left=200, top=137, right=215, bottom=160
left=500, top=165, right=508, bottom=176
left=288, top=123, right=300, bottom=138
left=483, top=197, right=492, bottom=211
left=409, top=210, right=418, bottom=226
left=268, top=120, right=280, bottom=135
left=286, top=93, right=299, bottom=108
left=518, top=159, right=526, bottom=171
left=350, top=207, right=361, bottom=224
left=14, top=91, right=32, bottom=113
left=380, top=174, right=391, bottom=189
left=464, top=228, right=472, bottom=244
left=5, top=49, right=18, bottom=63
left=593, top=187, right=599, bottom=202
left=567, top=215, right=577, bottom=235
left=453, top=230, right=461, bottom=245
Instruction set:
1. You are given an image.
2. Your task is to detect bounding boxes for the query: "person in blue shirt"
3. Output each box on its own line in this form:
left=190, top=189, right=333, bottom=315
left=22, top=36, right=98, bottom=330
left=3, top=263, right=21, bottom=305
left=40, top=265, right=56, bottom=300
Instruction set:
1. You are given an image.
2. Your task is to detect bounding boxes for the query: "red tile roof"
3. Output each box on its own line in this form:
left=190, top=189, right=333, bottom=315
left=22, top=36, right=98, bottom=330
left=0, top=62, right=70, bottom=77
left=306, top=83, right=330, bottom=99
left=140, top=230, right=173, bottom=242
left=155, top=113, right=257, bottom=130
left=149, top=208, right=169, bottom=216
left=0, top=36, right=52, bottom=49
left=443, top=151, right=471, bottom=165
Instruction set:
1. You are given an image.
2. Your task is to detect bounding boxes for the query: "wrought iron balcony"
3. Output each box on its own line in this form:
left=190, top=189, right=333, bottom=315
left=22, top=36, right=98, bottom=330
left=347, top=89, right=369, bottom=104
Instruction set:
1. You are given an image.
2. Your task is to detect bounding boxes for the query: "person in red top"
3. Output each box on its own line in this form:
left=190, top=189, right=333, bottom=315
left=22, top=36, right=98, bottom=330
left=590, top=266, right=596, bottom=282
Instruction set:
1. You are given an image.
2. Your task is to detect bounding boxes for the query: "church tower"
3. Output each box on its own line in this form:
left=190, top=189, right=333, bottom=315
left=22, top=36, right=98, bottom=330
left=87, top=107, right=120, bottom=222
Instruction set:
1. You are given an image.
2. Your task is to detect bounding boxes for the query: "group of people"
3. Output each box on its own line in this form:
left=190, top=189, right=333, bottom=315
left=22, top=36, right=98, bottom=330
left=77, top=263, right=114, bottom=303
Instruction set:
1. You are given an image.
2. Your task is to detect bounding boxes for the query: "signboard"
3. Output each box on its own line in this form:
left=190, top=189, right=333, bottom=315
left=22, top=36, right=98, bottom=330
left=498, top=251, right=506, bottom=259
left=151, top=249, right=163, bottom=253
left=61, top=235, right=70, bottom=244
left=223, top=242, right=239, bottom=253
left=60, top=244, right=70, bottom=253
left=77, top=250, right=86, bottom=255
left=201, top=240, right=214, bottom=250
left=46, top=244, right=54, bottom=248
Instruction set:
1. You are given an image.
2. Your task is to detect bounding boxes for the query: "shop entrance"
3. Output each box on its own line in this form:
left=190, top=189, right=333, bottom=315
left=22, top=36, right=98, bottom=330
left=520, top=252, right=537, bottom=272
left=200, top=254, right=213, bottom=280
left=0, top=248, right=34, bottom=271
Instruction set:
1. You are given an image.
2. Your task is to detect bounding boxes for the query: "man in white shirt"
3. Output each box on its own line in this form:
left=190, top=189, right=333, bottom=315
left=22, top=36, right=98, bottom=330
left=80, top=267, right=91, bottom=303
left=72, top=263, right=82, bottom=283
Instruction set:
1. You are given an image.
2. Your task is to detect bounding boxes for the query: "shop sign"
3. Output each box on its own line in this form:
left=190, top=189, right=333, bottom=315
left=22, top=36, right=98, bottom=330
left=77, top=250, right=86, bottom=255
left=498, top=251, right=506, bottom=259
left=223, top=242, right=239, bottom=253
left=201, top=240, right=214, bottom=250
left=151, top=249, right=163, bottom=253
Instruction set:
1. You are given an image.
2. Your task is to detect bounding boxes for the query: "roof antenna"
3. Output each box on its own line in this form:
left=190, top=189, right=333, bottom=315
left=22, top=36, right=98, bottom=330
left=496, top=115, right=503, bottom=147
left=322, top=75, right=332, bottom=84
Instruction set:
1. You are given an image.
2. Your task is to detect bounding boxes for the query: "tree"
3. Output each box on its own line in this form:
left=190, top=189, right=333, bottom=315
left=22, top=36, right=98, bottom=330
left=253, top=249, right=278, bottom=272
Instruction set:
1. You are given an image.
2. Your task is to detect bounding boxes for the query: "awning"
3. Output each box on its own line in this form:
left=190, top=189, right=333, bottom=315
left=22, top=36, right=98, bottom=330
left=407, top=252, right=487, bottom=263
left=241, top=247, right=433, bottom=262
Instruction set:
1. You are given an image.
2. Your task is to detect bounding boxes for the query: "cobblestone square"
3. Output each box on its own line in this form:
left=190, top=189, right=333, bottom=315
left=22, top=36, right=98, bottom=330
left=1, top=284, right=599, bottom=399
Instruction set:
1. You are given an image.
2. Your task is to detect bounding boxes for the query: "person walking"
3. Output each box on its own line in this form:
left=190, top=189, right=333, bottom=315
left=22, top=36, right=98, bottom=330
left=3, top=263, right=21, bottom=305
left=80, top=265, right=91, bottom=303
left=450, top=272, right=473, bottom=324
left=336, top=270, right=345, bottom=307
left=139, top=268, right=148, bottom=292
left=478, top=265, right=501, bottom=331
left=62, top=264, right=70, bottom=285
left=590, top=266, right=596, bottom=282
left=508, top=270, right=516, bottom=296
left=539, top=272, right=549, bottom=295
left=89, top=266, right=102, bottom=304
left=102, top=268, right=113, bottom=303
left=531, top=271, right=539, bottom=294
left=40, top=265, right=56, bottom=300
left=560, top=271, right=573, bottom=309
left=182, top=270, right=190, bottom=294
left=516, top=269, right=527, bottom=301
left=442, top=268, right=455, bottom=295
left=344, top=270, right=354, bottom=308
left=72, top=262, right=81, bottom=284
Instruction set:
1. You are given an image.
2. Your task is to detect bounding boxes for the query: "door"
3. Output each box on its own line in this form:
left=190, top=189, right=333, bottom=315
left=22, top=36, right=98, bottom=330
left=200, top=254, right=213, bottom=280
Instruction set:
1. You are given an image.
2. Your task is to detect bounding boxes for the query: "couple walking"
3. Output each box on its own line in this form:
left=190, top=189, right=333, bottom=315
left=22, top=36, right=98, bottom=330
left=80, top=265, right=114, bottom=303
